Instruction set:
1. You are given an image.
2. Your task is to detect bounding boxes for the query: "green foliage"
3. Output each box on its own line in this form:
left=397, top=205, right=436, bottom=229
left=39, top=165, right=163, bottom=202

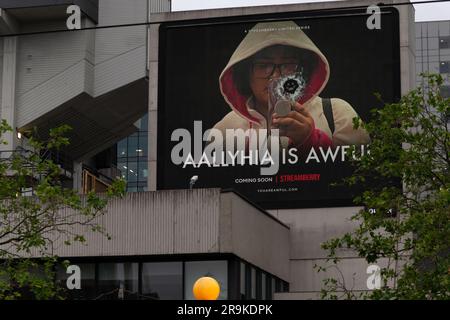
left=318, top=73, right=450, bottom=300
left=0, top=122, right=125, bottom=299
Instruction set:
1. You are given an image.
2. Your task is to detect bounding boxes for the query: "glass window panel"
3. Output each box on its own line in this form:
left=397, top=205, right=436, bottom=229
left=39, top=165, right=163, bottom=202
left=117, top=140, right=127, bottom=158
left=415, top=24, right=422, bottom=38
left=184, top=261, right=228, bottom=300
left=138, top=135, right=148, bottom=158
left=422, top=38, right=428, bottom=51
left=127, top=136, right=138, bottom=157
left=261, top=273, right=266, bottom=300
left=127, top=162, right=138, bottom=183
left=440, top=36, right=450, bottom=49
left=271, top=278, right=276, bottom=297
left=97, top=263, right=139, bottom=300
left=56, top=263, right=96, bottom=300
left=440, top=85, right=450, bottom=98
left=416, top=38, right=421, bottom=51
left=428, top=49, right=439, bottom=57
left=421, top=23, right=428, bottom=37
left=251, top=268, right=256, bottom=299
left=117, top=161, right=127, bottom=180
left=275, top=279, right=282, bottom=292
left=428, top=22, right=439, bottom=37
left=256, top=270, right=262, bottom=300
left=139, top=166, right=148, bottom=182
left=416, top=63, right=422, bottom=74
left=429, top=56, right=440, bottom=63
left=429, top=62, right=440, bottom=73
left=240, top=262, right=245, bottom=297
left=141, top=262, right=182, bottom=300
left=439, top=22, right=450, bottom=36
left=266, top=276, right=272, bottom=300
left=140, top=113, right=149, bottom=131
left=428, top=37, right=439, bottom=50
left=440, top=61, right=450, bottom=73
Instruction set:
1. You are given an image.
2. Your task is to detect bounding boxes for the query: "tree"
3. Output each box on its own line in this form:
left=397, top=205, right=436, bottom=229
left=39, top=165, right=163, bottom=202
left=0, top=121, right=125, bottom=299
left=318, top=73, right=450, bottom=300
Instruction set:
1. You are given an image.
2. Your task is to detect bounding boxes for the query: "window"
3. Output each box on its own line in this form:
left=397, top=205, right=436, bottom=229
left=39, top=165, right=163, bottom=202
left=97, top=263, right=139, bottom=300
left=275, top=278, right=282, bottom=292
left=141, top=262, right=182, bottom=300
left=127, top=161, right=138, bottom=183
left=439, top=36, right=450, bottom=49
left=428, top=37, right=439, bottom=50
left=117, top=140, right=127, bottom=157
left=56, top=263, right=96, bottom=300
left=184, top=261, right=228, bottom=300
left=271, top=278, right=276, bottom=297
left=440, top=61, right=450, bottom=73
left=440, top=85, right=450, bottom=98
left=240, top=262, right=246, bottom=299
left=266, top=276, right=273, bottom=300
left=256, top=270, right=262, bottom=300
left=282, top=281, right=289, bottom=293
left=116, top=113, right=149, bottom=192
left=251, top=268, right=256, bottom=300
left=261, top=273, right=266, bottom=300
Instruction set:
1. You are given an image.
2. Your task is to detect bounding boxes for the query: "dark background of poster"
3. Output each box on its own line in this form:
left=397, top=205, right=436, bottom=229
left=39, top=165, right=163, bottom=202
left=157, top=8, right=400, bottom=209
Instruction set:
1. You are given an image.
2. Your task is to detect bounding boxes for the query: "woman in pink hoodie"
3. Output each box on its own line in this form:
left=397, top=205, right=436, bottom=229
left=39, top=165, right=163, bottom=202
left=212, top=20, right=370, bottom=153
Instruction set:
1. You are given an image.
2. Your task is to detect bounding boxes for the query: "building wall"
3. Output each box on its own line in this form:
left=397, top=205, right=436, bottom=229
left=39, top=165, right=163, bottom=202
left=4, top=0, right=164, bottom=131
left=416, top=20, right=450, bottom=92
left=15, top=20, right=95, bottom=127
left=94, top=0, right=147, bottom=97
left=20, top=189, right=290, bottom=281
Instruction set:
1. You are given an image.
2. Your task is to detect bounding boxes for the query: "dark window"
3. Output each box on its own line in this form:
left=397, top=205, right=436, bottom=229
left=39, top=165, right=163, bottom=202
left=271, top=278, right=276, bottom=298
left=240, top=262, right=246, bottom=299
left=282, top=281, right=289, bottom=293
left=251, top=267, right=256, bottom=300
left=56, top=263, right=96, bottom=300
left=116, top=113, right=149, bottom=192
left=117, top=140, right=127, bottom=158
left=261, top=273, right=266, bottom=300
left=245, top=264, right=251, bottom=300
left=439, top=36, right=450, bottom=49
left=440, top=61, right=450, bottom=73
left=266, top=275, right=273, bottom=300
left=440, top=85, right=450, bottom=98
left=97, top=263, right=139, bottom=300
left=184, top=261, right=228, bottom=300
left=275, top=279, right=282, bottom=292
left=256, top=270, right=262, bottom=300
left=141, top=262, right=182, bottom=300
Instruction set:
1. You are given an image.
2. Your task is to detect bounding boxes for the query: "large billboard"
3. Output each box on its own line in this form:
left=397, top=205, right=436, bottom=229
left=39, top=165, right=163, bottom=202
left=157, top=7, right=400, bottom=209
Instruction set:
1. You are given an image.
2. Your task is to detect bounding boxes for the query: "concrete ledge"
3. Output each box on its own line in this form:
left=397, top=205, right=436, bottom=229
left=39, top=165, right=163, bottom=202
left=15, top=189, right=290, bottom=281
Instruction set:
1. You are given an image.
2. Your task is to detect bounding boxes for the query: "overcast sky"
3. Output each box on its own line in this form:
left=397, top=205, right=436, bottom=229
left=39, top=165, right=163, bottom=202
left=171, top=0, right=450, bottom=22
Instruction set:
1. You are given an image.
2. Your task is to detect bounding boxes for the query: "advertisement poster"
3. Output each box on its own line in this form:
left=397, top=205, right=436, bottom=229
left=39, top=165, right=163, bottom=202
left=157, top=8, right=400, bottom=209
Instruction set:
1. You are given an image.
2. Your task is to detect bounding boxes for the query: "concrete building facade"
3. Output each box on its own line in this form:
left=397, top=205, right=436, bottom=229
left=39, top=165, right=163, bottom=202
left=0, top=0, right=419, bottom=300
left=416, top=20, right=450, bottom=97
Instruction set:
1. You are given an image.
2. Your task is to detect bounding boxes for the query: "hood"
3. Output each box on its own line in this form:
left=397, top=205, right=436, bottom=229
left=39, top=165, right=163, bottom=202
left=219, top=20, right=330, bottom=124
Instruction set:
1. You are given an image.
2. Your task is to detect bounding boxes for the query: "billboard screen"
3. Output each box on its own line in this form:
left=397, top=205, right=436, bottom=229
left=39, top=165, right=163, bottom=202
left=157, top=7, right=400, bottom=209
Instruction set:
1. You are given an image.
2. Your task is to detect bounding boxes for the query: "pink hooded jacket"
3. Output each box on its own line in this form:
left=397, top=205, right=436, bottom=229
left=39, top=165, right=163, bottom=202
left=212, top=20, right=370, bottom=150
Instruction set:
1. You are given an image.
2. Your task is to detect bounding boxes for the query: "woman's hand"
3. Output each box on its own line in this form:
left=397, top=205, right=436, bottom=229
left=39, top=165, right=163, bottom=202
left=271, top=102, right=314, bottom=147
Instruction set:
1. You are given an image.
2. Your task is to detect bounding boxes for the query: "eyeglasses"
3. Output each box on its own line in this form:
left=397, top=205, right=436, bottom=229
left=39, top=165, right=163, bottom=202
left=251, top=63, right=299, bottom=79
